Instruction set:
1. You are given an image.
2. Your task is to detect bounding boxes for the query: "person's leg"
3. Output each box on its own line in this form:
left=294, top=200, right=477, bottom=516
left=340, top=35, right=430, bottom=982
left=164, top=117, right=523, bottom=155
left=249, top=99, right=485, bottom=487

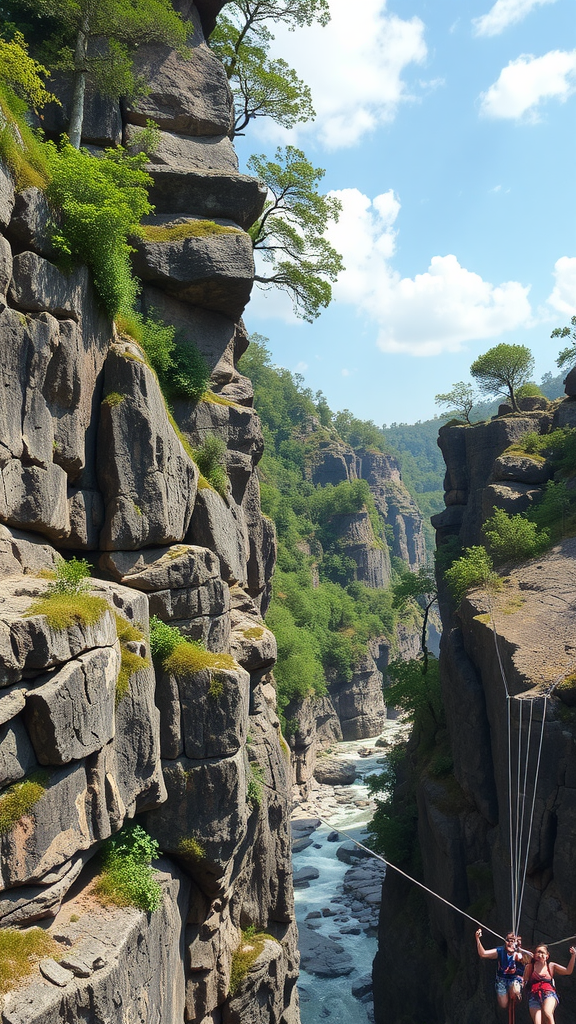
left=496, top=993, right=508, bottom=1009
left=529, top=1006, right=542, bottom=1024
left=541, top=996, right=556, bottom=1024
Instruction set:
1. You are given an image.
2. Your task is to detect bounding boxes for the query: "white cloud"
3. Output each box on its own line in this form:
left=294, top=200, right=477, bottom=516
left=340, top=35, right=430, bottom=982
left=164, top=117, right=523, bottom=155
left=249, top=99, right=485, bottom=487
left=479, top=50, right=576, bottom=120
left=295, top=361, right=309, bottom=373
left=260, top=0, right=427, bottom=149
left=341, top=368, right=350, bottom=377
left=325, top=189, right=533, bottom=356
left=547, top=257, right=576, bottom=317
left=473, top=0, right=558, bottom=38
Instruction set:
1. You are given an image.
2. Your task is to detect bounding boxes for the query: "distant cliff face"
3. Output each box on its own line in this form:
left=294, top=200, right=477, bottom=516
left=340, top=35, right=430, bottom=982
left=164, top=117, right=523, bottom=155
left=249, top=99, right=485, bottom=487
left=375, top=396, right=576, bottom=1024
left=0, top=5, right=300, bottom=1022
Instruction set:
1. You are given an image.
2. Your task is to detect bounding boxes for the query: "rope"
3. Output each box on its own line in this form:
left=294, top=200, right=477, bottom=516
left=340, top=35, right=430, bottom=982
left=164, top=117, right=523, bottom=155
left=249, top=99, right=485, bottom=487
left=516, top=697, right=547, bottom=930
left=306, top=811, right=508, bottom=943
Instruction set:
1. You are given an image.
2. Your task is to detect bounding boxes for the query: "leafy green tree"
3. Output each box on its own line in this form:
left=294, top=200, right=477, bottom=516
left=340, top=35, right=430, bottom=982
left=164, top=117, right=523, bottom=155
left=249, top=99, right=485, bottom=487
left=444, top=545, right=501, bottom=604
left=483, top=507, right=548, bottom=564
left=553, top=315, right=576, bottom=371
left=248, top=146, right=343, bottom=321
left=20, top=0, right=187, bottom=147
left=434, top=381, right=477, bottom=424
left=210, top=0, right=328, bottom=135
left=470, top=343, right=535, bottom=413
left=0, top=30, right=56, bottom=110
left=392, top=566, right=437, bottom=672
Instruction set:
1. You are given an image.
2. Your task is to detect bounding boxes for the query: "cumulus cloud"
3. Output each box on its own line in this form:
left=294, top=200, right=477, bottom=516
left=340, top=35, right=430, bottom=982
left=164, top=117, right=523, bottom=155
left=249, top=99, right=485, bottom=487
left=261, top=0, right=427, bottom=149
left=325, top=189, right=533, bottom=356
left=547, top=257, right=576, bottom=317
left=473, top=0, right=558, bottom=38
left=479, top=50, right=576, bottom=120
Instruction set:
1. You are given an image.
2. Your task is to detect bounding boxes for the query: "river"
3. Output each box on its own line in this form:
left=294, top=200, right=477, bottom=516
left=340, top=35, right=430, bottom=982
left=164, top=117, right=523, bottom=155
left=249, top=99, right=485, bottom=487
left=292, top=720, right=409, bottom=1024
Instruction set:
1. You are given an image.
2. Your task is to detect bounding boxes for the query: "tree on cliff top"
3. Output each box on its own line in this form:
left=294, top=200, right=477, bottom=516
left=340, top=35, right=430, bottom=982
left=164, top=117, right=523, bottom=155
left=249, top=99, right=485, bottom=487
left=247, top=146, right=343, bottom=321
left=17, top=0, right=187, bottom=147
left=434, top=381, right=477, bottom=424
left=210, top=0, right=328, bottom=135
left=470, top=343, right=534, bottom=413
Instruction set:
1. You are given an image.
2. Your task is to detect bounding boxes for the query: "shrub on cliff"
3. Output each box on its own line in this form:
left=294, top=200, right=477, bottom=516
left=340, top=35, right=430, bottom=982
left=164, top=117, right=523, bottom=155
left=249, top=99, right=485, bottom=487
left=444, top=545, right=501, bottom=603
left=484, top=508, right=549, bottom=564
left=95, top=823, right=162, bottom=912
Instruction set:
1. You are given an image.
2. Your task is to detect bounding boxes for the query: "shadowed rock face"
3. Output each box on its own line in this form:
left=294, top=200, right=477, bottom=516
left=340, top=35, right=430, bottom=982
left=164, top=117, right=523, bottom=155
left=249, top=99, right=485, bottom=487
left=0, top=3, right=298, bottom=1020
left=376, top=404, right=576, bottom=1024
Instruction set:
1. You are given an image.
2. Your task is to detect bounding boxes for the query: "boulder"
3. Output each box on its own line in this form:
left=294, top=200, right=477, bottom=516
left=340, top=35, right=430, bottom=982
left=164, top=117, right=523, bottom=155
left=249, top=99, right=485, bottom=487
left=125, top=8, right=233, bottom=136
left=6, top=188, right=58, bottom=258
left=482, top=481, right=542, bottom=518
left=131, top=223, right=254, bottom=320
left=0, top=848, right=93, bottom=926
left=0, top=717, right=37, bottom=788
left=0, top=232, right=12, bottom=297
left=313, top=757, right=358, bottom=786
left=186, top=486, right=248, bottom=585
left=60, top=489, right=104, bottom=550
left=172, top=663, right=249, bottom=759
left=229, top=608, right=277, bottom=672
left=97, top=342, right=198, bottom=550
left=0, top=526, right=57, bottom=580
left=100, top=543, right=219, bottom=591
left=336, top=841, right=371, bottom=865
left=293, top=866, right=320, bottom=889
left=24, top=644, right=121, bottom=766
left=297, top=928, right=354, bottom=976
left=146, top=167, right=267, bottom=231
left=9, top=253, right=90, bottom=320
left=125, top=126, right=238, bottom=173
left=1, top=461, right=70, bottom=542
left=0, top=161, right=15, bottom=229
left=564, top=367, right=576, bottom=397
left=40, top=71, right=122, bottom=146
left=492, top=453, right=552, bottom=484
left=148, top=576, right=229, bottom=621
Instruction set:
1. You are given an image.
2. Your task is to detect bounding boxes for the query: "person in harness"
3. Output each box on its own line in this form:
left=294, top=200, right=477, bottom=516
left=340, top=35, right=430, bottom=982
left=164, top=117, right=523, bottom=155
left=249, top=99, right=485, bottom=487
left=523, top=943, right=576, bottom=1023
left=476, top=928, right=524, bottom=1010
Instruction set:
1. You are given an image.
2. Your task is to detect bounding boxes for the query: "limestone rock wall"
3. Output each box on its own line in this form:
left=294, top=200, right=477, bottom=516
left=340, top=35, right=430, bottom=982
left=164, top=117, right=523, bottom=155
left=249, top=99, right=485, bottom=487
left=0, top=4, right=299, bottom=1021
left=376, top=399, right=576, bottom=1023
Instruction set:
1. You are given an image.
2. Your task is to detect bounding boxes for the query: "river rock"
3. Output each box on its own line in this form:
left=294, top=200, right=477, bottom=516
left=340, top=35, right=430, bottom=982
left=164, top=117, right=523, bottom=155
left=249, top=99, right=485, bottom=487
left=298, top=929, right=354, bottom=977
left=293, top=866, right=320, bottom=889
left=313, top=757, right=358, bottom=786
left=336, top=841, right=372, bottom=865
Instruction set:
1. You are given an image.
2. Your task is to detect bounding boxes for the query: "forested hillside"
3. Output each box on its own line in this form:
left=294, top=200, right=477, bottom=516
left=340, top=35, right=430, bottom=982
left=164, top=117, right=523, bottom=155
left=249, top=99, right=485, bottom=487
left=239, top=338, right=421, bottom=724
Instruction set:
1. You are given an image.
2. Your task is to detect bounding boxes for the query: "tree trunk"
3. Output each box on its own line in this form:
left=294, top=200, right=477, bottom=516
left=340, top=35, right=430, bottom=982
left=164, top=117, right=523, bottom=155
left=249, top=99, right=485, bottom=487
left=68, top=15, right=90, bottom=148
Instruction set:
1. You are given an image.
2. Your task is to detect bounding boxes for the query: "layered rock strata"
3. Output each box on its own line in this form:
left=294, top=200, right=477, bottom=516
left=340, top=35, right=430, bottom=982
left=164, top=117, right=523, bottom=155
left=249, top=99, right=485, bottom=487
left=0, top=3, right=299, bottom=1020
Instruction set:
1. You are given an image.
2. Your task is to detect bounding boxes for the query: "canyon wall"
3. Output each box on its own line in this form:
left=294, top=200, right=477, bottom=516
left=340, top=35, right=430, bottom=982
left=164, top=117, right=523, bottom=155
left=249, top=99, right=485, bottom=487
left=0, top=4, right=300, bottom=1021
left=375, top=395, right=576, bottom=1023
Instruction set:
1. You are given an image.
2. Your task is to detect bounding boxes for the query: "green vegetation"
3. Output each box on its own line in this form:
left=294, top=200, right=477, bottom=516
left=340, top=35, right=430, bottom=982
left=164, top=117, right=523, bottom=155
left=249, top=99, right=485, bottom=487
left=444, top=546, right=501, bottom=604
left=115, top=614, right=148, bottom=704
left=149, top=616, right=236, bottom=676
left=177, top=836, right=205, bottom=860
left=229, top=928, right=278, bottom=996
left=248, top=147, right=343, bottom=322
left=25, top=592, right=109, bottom=630
left=95, top=823, right=161, bottom=912
left=0, top=37, right=54, bottom=189
left=102, top=391, right=124, bottom=407
left=13, top=0, right=187, bottom=148
left=192, top=434, right=228, bottom=498
left=238, top=336, right=413, bottom=721
left=0, top=773, right=48, bottom=835
left=435, top=382, right=478, bottom=424
left=470, top=343, right=535, bottom=413
left=553, top=315, right=576, bottom=370
left=46, top=141, right=153, bottom=318
left=483, top=507, right=549, bottom=563
left=247, top=761, right=265, bottom=806
left=140, top=220, right=241, bottom=242
left=43, top=555, right=91, bottom=594
left=0, top=927, right=57, bottom=995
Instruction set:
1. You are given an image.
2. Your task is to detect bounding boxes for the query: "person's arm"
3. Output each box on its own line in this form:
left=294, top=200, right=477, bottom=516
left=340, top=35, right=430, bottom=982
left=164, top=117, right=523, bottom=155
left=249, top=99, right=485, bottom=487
left=476, top=929, right=498, bottom=959
left=523, top=963, right=532, bottom=985
left=551, top=948, right=576, bottom=977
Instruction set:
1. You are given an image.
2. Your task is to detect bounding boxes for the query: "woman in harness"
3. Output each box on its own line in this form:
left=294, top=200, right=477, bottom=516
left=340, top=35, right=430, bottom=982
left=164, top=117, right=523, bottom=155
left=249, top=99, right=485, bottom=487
left=475, top=929, right=524, bottom=1009
left=523, top=943, right=576, bottom=1024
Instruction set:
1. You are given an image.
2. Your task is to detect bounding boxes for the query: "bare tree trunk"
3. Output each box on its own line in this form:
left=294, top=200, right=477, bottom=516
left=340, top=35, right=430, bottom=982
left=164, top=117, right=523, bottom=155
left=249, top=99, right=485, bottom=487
left=68, top=14, right=90, bottom=148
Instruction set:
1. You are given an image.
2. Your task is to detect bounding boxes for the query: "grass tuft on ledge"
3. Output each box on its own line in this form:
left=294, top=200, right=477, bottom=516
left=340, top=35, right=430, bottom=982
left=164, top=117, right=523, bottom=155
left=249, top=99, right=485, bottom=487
left=24, top=593, right=109, bottom=631
left=0, top=773, right=48, bottom=835
left=0, top=927, right=58, bottom=995
left=229, top=929, right=278, bottom=996
left=164, top=644, right=236, bottom=677
left=140, top=220, right=241, bottom=242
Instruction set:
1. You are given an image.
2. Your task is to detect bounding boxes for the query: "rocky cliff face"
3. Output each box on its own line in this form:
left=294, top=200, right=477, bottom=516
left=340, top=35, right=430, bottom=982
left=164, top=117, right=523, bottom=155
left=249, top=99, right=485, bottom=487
left=375, top=396, right=576, bottom=1023
left=0, top=6, right=299, bottom=1022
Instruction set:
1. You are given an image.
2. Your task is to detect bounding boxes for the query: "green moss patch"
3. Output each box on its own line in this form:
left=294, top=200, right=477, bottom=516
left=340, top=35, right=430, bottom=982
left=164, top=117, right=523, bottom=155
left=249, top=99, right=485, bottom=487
left=242, top=627, right=264, bottom=640
left=164, top=643, right=236, bottom=677
left=177, top=836, right=205, bottom=860
left=24, top=593, right=109, bottom=631
left=141, top=220, right=241, bottom=242
left=229, top=930, right=278, bottom=996
left=202, top=391, right=240, bottom=409
left=94, top=824, right=161, bottom=912
left=0, top=773, right=48, bottom=835
left=114, top=614, right=148, bottom=705
left=0, top=927, right=58, bottom=995
left=102, top=392, right=124, bottom=408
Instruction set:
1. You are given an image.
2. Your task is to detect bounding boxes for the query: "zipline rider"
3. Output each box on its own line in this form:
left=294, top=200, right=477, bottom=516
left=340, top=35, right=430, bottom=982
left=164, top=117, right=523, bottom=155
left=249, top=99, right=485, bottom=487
left=476, top=929, right=524, bottom=1010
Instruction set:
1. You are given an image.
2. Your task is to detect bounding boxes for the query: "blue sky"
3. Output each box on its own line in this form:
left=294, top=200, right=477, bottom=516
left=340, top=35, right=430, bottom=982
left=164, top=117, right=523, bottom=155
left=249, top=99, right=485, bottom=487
left=234, top=0, right=576, bottom=426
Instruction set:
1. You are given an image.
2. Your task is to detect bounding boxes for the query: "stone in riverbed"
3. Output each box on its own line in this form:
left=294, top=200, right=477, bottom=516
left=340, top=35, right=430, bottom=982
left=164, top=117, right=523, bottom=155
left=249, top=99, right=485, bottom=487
left=298, top=928, right=354, bottom=977
left=313, top=757, right=357, bottom=786
left=293, top=866, right=320, bottom=889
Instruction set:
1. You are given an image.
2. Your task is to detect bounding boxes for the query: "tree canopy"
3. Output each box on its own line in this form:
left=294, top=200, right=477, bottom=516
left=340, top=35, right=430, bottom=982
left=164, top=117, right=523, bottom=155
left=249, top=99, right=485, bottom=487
left=16, top=0, right=187, bottom=147
left=553, top=316, right=576, bottom=371
left=247, top=146, right=343, bottom=321
left=470, top=343, right=535, bottom=413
